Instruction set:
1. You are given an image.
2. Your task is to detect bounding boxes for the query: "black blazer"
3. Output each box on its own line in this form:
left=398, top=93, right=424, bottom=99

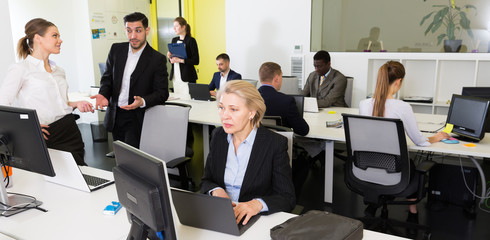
left=208, top=69, right=242, bottom=91
left=99, top=42, right=169, bottom=131
left=259, top=85, right=310, bottom=136
left=169, top=35, right=199, bottom=83
left=200, top=127, right=296, bottom=214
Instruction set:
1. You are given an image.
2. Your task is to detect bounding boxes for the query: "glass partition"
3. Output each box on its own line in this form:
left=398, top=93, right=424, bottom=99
left=311, top=0, right=490, bottom=53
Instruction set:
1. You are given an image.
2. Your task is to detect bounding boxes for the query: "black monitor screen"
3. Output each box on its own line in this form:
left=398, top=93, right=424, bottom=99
left=289, top=94, right=304, bottom=118
left=0, top=106, right=54, bottom=176
left=462, top=87, right=490, bottom=99
left=113, top=141, right=176, bottom=240
left=0, top=105, right=55, bottom=216
left=446, top=94, right=490, bottom=142
left=461, top=87, right=490, bottom=132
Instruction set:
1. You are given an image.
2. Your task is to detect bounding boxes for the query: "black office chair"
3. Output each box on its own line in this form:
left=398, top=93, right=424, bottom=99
left=342, top=113, right=433, bottom=239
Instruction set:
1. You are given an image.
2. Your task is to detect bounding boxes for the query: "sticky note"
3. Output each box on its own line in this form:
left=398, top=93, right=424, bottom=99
left=328, top=111, right=336, bottom=114
left=443, top=123, right=453, bottom=133
left=463, top=143, right=476, bottom=148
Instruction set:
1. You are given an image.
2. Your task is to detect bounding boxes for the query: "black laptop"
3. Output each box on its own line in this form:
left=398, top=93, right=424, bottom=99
left=171, top=188, right=260, bottom=236
left=188, top=83, right=215, bottom=101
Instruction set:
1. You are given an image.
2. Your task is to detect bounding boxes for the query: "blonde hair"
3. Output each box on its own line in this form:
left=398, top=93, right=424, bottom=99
left=217, top=80, right=266, bottom=128
left=372, top=61, right=405, bottom=117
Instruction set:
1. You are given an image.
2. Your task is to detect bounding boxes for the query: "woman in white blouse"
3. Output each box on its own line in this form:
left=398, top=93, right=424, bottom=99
left=359, top=60, right=449, bottom=223
left=0, top=18, right=93, bottom=165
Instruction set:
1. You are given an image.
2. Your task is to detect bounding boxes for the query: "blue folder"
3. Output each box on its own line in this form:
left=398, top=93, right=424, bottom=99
left=168, top=43, right=187, bottom=59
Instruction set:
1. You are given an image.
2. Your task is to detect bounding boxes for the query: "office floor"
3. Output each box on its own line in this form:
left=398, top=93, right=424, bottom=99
left=79, top=124, right=490, bottom=240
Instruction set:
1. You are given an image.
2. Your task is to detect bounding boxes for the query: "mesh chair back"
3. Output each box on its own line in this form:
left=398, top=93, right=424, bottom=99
left=140, top=104, right=191, bottom=174
left=342, top=114, right=410, bottom=199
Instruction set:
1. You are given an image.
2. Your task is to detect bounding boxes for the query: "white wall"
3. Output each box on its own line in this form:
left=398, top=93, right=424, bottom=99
left=8, top=0, right=94, bottom=93
left=226, top=0, right=312, bottom=80
left=0, top=1, right=16, bottom=85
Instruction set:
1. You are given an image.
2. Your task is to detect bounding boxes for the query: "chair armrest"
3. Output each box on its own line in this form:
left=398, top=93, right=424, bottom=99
left=415, top=160, right=436, bottom=174
left=166, top=156, right=191, bottom=169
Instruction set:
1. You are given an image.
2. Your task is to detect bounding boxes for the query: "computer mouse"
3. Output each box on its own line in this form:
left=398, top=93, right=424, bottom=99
left=441, top=138, right=459, bottom=144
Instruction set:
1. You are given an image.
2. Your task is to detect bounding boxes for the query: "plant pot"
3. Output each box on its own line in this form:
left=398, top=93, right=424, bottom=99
left=444, top=40, right=462, bottom=52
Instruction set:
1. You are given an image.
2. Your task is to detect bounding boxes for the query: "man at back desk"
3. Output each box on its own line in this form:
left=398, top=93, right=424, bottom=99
left=258, top=62, right=309, bottom=136
left=209, top=53, right=242, bottom=97
left=302, top=50, right=348, bottom=108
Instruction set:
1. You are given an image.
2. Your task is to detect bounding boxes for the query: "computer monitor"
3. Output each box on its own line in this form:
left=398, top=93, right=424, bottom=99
left=113, top=141, right=177, bottom=240
left=446, top=94, right=490, bottom=142
left=461, top=87, right=490, bottom=99
left=0, top=105, right=55, bottom=217
left=289, top=94, right=304, bottom=117
left=461, top=87, right=490, bottom=133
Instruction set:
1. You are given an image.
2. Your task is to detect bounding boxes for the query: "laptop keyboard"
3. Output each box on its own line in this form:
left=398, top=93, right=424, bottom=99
left=82, top=174, right=110, bottom=186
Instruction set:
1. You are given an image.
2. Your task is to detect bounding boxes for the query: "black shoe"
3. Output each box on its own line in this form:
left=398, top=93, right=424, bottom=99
left=407, top=212, right=419, bottom=224
left=106, top=151, right=115, bottom=158
left=364, top=204, right=378, bottom=217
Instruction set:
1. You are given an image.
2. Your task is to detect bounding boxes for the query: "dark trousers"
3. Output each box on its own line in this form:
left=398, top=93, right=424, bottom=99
left=45, top=114, right=86, bottom=166
left=112, top=107, right=143, bottom=148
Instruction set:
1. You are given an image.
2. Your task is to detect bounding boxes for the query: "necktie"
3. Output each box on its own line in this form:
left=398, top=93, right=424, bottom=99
left=320, top=75, right=325, bottom=86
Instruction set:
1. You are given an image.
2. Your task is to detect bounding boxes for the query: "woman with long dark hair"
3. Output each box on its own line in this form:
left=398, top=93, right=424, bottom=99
left=359, top=60, right=448, bottom=222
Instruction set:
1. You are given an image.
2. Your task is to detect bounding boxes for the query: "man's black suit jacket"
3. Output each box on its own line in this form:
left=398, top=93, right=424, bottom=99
left=200, top=127, right=296, bottom=214
left=258, top=85, right=309, bottom=136
left=99, top=42, right=169, bottom=132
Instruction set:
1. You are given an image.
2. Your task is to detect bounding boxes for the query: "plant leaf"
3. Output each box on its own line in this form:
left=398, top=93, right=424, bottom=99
left=459, top=12, right=471, bottom=29
left=420, top=11, right=435, bottom=26
left=432, top=20, right=444, bottom=33
left=465, top=4, right=477, bottom=15
left=447, top=21, right=455, bottom=40
left=425, top=22, right=435, bottom=36
left=437, top=34, right=447, bottom=45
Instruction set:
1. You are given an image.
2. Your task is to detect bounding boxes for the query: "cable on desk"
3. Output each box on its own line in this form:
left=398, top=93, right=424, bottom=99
left=0, top=192, right=38, bottom=216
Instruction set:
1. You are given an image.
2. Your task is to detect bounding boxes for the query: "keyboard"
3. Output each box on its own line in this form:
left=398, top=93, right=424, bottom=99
left=82, top=174, right=110, bottom=187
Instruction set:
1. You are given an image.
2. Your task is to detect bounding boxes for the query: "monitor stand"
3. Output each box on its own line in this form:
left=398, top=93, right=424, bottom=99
left=1, top=173, right=43, bottom=217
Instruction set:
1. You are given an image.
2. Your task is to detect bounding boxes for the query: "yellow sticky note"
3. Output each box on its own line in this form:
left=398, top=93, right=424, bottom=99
left=443, top=123, right=454, bottom=133
left=328, top=111, right=336, bottom=114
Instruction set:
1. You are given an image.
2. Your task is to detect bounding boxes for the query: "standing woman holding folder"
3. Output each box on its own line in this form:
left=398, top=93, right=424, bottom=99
left=167, top=17, right=199, bottom=83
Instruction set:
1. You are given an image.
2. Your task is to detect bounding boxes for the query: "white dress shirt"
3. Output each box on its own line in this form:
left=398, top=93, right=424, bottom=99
left=118, top=43, right=146, bottom=107
left=359, top=98, right=430, bottom=146
left=0, top=55, right=73, bottom=125
left=219, top=70, right=230, bottom=90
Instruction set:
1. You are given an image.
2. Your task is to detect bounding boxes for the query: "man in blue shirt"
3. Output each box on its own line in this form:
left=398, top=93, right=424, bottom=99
left=208, top=53, right=242, bottom=96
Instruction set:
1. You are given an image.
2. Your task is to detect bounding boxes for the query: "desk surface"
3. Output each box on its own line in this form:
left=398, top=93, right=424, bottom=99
left=1, top=169, right=406, bottom=240
left=172, top=99, right=490, bottom=157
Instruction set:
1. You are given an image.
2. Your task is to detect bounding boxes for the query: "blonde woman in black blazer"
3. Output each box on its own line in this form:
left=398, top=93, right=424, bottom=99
left=167, top=17, right=199, bottom=83
left=200, top=81, right=295, bottom=226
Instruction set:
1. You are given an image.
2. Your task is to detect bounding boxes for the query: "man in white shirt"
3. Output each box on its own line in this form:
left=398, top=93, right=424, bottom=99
left=91, top=12, right=168, bottom=157
left=208, top=53, right=242, bottom=97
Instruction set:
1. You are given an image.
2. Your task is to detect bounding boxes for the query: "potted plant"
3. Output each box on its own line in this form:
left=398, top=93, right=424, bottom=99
left=420, top=0, right=477, bottom=52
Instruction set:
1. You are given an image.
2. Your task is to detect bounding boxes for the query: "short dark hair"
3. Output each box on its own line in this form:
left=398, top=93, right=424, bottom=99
left=216, top=53, right=230, bottom=61
left=124, top=12, right=148, bottom=28
left=313, top=50, right=331, bottom=64
left=259, top=62, right=282, bottom=83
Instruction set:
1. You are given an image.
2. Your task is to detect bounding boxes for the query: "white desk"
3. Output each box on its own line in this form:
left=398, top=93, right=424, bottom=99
left=167, top=100, right=489, bottom=204
left=2, top=169, right=406, bottom=240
